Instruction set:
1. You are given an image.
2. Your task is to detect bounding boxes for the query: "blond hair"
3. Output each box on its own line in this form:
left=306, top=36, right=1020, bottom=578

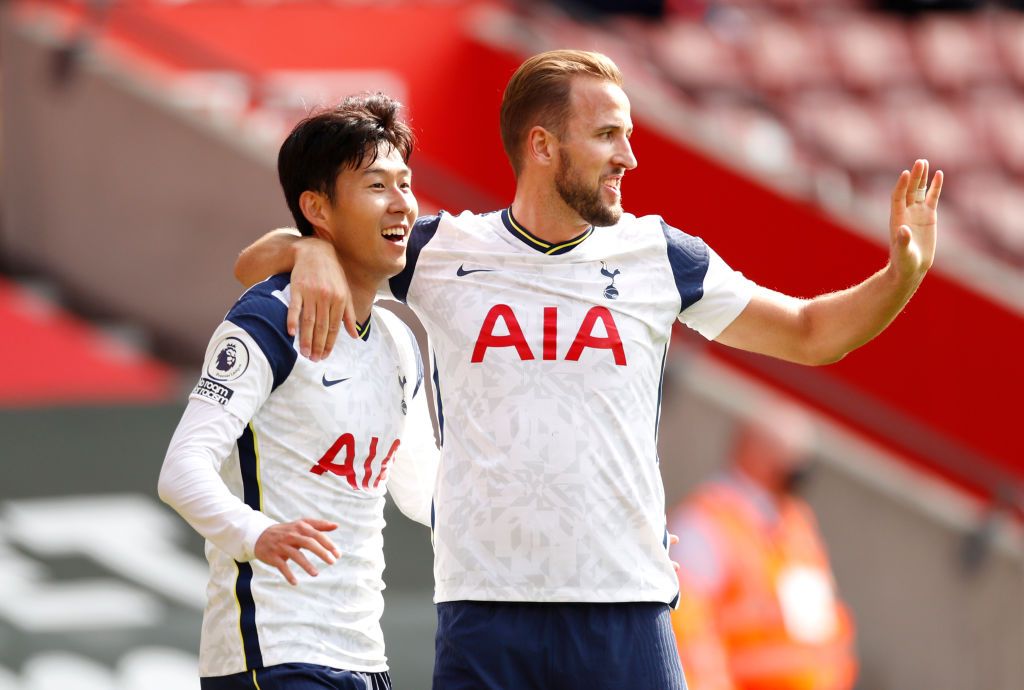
left=499, top=50, right=623, bottom=176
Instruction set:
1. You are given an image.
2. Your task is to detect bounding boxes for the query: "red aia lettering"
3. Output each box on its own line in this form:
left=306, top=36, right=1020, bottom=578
left=543, top=307, right=558, bottom=361
left=310, top=433, right=357, bottom=487
left=472, top=305, right=626, bottom=366
left=471, top=304, right=535, bottom=363
left=311, top=433, right=401, bottom=489
left=564, top=306, right=627, bottom=366
left=373, top=439, right=401, bottom=488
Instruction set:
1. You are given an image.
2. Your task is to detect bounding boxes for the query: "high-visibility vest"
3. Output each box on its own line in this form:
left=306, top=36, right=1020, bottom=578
left=672, top=480, right=857, bottom=690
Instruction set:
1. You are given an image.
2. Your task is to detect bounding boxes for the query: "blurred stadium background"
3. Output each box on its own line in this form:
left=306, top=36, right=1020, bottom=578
left=1, top=0, right=1023, bottom=688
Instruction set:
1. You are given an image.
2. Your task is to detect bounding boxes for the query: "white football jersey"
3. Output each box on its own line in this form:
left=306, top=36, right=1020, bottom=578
left=383, top=209, right=755, bottom=604
left=161, top=273, right=437, bottom=677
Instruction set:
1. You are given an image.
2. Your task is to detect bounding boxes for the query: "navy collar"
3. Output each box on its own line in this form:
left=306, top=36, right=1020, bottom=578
left=356, top=317, right=371, bottom=342
left=501, top=208, right=593, bottom=255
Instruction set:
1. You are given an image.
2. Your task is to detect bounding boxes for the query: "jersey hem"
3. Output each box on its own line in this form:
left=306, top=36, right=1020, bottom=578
left=200, top=652, right=389, bottom=678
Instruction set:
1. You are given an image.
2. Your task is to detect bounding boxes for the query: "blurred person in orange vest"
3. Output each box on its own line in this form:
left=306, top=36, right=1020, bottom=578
left=669, top=406, right=857, bottom=690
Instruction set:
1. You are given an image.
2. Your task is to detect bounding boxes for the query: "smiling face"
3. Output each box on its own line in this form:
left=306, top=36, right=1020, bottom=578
left=311, top=144, right=417, bottom=288
left=553, top=77, right=637, bottom=227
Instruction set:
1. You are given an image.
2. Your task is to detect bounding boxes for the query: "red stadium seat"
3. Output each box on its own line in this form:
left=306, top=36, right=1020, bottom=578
left=994, top=10, right=1024, bottom=89
left=951, top=172, right=1024, bottom=265
left=823, top=14, right=919, bottom=93
left=742, top=18, right=835, bottom=95
left=784, top=91, right=900, bottom=176
left=911, top=14, right=1004, bottom=93
left=880, top=91, right=990, bottom=174
left=692, top=96, right=800, bottom=178
left=967, top=87, right=1024, bottom=176
left=650, top=18, right=749, bottom=93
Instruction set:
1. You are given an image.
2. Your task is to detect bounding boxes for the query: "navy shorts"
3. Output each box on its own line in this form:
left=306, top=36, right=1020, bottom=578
left=433, top=601, right=687, bottom=690
left=201, top=663, right=392, bottom=690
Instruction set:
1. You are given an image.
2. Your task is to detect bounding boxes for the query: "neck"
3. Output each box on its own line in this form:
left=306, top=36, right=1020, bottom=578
left=337, top=259, right=378, bottom=326
left=511, top=175, right=590, bottom=245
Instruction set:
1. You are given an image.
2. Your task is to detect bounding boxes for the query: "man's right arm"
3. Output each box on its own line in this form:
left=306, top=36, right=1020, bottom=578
left=158, top=400, right=340, bottom=585
left=158, top=399, right=278, bottom=562
left=159, top=317, right=340, bottom=585
left=234, top=229, right=356, bottom=360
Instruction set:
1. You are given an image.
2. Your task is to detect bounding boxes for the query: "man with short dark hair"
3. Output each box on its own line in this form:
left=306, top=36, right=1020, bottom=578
left=234, top=50, right=942, bottom=690
left=159, top=93, right=438, bottom=690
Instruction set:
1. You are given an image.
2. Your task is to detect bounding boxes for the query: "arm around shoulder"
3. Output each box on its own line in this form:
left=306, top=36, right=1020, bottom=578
left=234, top=227, right=355, bottom=358
left=234, top=228, right=303, bottom=288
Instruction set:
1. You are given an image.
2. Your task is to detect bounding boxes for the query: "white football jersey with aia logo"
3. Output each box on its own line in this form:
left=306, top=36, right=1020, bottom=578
left=162, top=273, right=437, bottom=678
left=384, top=210, right=756, bottom=605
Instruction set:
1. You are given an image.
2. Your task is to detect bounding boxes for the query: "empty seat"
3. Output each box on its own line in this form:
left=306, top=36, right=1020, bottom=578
left=784, top=91, right=900, bottom=175
left=967, top=87, right=1024, bottom=176
left=824, top=14, right=920, bottom=93
left=693, top=96, right=799, bottom=176
left=912, top=14, right=1004, bottom=92
left=650, top=18, right=749, bottom=92
left=880, top=91, right=990, bottom=174
left=949, top=172, right=1024, bottom=265
left=742, top=18, right=835, bottom=94
left=994, top=10, right=1024, bottom=89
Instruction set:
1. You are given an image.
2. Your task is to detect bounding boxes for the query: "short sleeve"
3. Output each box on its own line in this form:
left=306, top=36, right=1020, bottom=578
left=661, top=220, right=756, bottom=340
left=190, top=322, right=273, bottom=423
left=680, top=247, right=757, bottom=340
left=225, top=275, right=297, bottom=390
left=190, top=275, right=298, bottom=422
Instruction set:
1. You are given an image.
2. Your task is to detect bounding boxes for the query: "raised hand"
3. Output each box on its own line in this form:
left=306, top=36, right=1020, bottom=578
left=254, top=518, right=341, bottom=586
left=889, top=159, right=943, bottom=281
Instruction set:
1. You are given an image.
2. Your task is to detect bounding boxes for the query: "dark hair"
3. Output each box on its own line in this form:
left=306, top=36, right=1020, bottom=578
left=277, top=93, right=414, bottom=236
left=500, top=50, right=622, bottom=176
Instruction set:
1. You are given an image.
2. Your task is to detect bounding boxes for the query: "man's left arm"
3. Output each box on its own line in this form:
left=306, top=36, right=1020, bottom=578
left=715, top=159, right=942, bottom=365
left=234, top=228, right=356, bottom=360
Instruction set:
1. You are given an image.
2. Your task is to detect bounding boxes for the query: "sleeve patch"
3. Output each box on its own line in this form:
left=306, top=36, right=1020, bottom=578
left=205, top=336, right=250, bottom=382
left=193, top=377, right=235, bottom=405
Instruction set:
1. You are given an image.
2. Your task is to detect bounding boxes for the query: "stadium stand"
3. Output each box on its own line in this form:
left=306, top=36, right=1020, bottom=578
left=643, top=1, right=1024, bottom=268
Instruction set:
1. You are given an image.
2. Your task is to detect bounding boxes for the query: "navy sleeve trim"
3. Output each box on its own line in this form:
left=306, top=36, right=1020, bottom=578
left=389, top=214, right=441, bottom=303
left=227, top=273, right=297, bottom=391
left=661, top=219, right=710, bottom=313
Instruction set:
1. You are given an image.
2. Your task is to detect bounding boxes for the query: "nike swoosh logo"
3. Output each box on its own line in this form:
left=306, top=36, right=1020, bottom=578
left=456, top=264, right=495, bottom=277
left=322, top=375, right=350, bottom=387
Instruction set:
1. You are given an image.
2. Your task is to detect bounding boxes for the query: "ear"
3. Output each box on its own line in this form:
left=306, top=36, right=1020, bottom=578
left=525, top=125, right=557, bottom=168
left=299, top=190, right=334, bottom=241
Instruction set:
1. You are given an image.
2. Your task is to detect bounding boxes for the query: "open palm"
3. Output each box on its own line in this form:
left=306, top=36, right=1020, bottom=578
left=889, top=159, right=943, bottom=279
